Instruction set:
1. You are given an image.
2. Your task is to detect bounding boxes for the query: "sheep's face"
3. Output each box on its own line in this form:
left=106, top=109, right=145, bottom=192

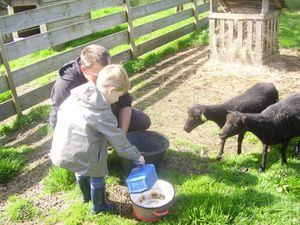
left=183, top=105, right=206, bottom=132
left=219, top=111, right=245, bottom=139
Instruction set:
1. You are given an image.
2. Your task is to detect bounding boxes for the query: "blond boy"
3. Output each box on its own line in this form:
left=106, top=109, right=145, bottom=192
left=50, top=64, right=145, bottom=214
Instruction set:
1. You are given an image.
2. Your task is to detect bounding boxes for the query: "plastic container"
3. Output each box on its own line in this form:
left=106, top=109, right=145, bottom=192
left=121, top=131, right=170, bottom=173
left=126, top=164, right=158, bottom=194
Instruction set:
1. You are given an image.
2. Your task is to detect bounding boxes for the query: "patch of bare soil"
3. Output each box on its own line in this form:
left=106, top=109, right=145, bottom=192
left=0, top=46, right=299, bottom=221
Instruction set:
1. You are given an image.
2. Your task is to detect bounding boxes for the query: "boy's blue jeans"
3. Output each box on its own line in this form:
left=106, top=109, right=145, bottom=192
left=75, top=174, right=106, bottom=212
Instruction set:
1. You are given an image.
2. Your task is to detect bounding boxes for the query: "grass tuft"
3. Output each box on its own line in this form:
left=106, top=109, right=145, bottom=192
left=5, top=195, right=39, bottom=222
left=0, top=145, right=32, bottom=184
left=43, top=166, right=75, bottom=194
left=0, top=105, right=50, bottom=136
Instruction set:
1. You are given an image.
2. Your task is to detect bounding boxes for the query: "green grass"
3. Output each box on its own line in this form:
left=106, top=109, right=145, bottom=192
left=285, top=0, right=300, bottom=10
left=5, top=195, right=39, bottom=222
left=0, top=105, right=50, bottom=136
left=279, top=10, right=300, bottom=50
left=3, top=140, right=298, bottom=225
left=0, top=145, right=33, bottom=184
left=43, top=166, right=75, bottom=194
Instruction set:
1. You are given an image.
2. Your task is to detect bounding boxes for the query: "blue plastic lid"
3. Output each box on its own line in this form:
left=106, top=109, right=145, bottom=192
left=126, top=164, right=158, bottom=193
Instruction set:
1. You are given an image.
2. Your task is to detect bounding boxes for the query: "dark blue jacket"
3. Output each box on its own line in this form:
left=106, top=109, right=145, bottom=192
left=49, top=58, right=132, bottom=128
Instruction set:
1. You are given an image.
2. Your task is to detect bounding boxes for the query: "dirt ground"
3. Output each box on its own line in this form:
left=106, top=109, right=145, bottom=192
left=0, top=45, right=299, bottom=221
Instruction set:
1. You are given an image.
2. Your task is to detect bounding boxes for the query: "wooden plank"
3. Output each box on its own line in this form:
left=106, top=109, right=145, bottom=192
left=131, top=0, right=190, bottom=20
left=266, top=19, right=270, bottom=52
left=19, top=81, right=54, bottom=111
left=135, top=8, right=193, bottom=38
left=125, top=0, right=137, bottom=58
left=0, top=32, right=22, bottom=116
left=273, top=18, right=277, bottom=52
left=210, top=0, right=218, bottom=12
left=197, top=16, right=208, bottom=29
left=136, top=23, right=195, bottom=56
left=270, top=18, right=274, bottom=52
left=255, top=20, right=263, bottom=52
left=228, top=20, right=234, bottom=47
left=11, top=31, right=128, bottom=88
left=0, top=0, right=124, bottom=35
left=275, top=17, right=279, bottom=51
left=247, top=20, right=253, bottom=50
left=220, top=20, right=225, bottom=48
left=111, top=49, right=132, bottom=64
left=262, top=0, right=269, bottom=14
left=209, top=12, right=265, bottom=20
left=237, top=20, right=243, bottom=48
left=0, top=99, right=16, bottom=121
left=4, top=12, right=127, bottom=61
left=209, top=19, right=216, bottom=52
left=197, top=3, right=210, bottom=14
left=0, top=75, right=9, bottom=93
left=192, top=0, right=199, bottom=31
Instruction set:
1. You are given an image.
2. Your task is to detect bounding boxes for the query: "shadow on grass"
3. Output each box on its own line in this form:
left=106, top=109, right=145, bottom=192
left=222, top=139, right=300, bottom=172
left=130, top=46, right=209, bottom=111
left=0, top=137, right=52, bottom=203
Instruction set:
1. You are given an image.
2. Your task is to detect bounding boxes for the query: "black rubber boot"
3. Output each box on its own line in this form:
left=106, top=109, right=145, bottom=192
left=75, top=176, right=91, bottom=203
left=91, top=186, right=116, bottom=214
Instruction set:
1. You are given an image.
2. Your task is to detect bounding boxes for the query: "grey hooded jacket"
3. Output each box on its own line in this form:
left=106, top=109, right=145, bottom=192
left=49, top=58, right=132, bottom=128
left=50, top=81, right=141, bottom=177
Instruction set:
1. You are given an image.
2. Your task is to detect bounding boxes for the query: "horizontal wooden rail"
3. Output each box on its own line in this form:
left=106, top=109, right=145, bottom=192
left=10, top=31, right=129, bottom=91
left=135, top=8, right=194, bottom=38
left=209, top=10, right=280, bottom=20
left=136, top=23, right=195, bottom=56
left=0, top=0, right=123, bottom=35
left=135, top=3, right=209, bottom=38
left=4, top=11, right=127, bottom=61
left=131, top=0, right=190, bottom=19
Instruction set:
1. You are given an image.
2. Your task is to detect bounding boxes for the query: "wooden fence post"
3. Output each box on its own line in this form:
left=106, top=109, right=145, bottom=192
left=125, top=0, right=138, bottom=58
left=192, top=0, right=199, bottom=32
left=0, top=31, right=23, bottom=117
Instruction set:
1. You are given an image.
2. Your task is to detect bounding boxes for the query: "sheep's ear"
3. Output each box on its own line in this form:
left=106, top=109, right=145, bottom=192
left=227, top=110, right=234, bottom=115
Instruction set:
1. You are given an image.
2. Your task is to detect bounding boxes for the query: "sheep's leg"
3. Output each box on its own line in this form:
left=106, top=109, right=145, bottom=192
left=217, top=138, right=226, bottom=160
left=259, top=144, right=269, bottom=172
left=237, top=132, right=245, bottom=155
left=281, top=143, right=288, bottom=165
left=293, top=140, right=300, bottom=156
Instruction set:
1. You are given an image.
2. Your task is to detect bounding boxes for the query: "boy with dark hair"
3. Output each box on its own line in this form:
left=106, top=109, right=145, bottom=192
left=50, top=64, right=145, bottom=214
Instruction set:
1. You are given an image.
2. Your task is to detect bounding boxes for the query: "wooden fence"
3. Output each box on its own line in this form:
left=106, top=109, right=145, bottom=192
left=0, top=0, right=209, bottom=122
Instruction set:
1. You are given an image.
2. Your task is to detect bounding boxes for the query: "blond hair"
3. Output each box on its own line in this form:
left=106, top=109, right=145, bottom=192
left=96, top=64, right=130, bottom=92
left=80, top=44, right=110, bottom=68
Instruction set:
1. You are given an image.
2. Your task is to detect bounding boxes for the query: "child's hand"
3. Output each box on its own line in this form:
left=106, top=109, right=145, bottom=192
left=137, top=155, right=145, bottom=165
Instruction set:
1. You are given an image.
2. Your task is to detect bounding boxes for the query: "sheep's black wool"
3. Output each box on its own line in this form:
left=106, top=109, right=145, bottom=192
left=184, top=82, right=278, bottom=160
left=220, top=93, right=300, bottom=171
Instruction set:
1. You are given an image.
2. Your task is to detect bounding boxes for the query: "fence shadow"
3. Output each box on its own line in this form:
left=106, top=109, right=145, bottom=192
left=131, top=46, right=209, bottom=110
left=0, top=137, right=52, bottom=204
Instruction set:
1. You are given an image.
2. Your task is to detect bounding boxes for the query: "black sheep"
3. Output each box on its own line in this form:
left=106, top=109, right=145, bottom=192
left=183, top=82, right=278, bottom=160
left=219, top=93, right=300, bottom=171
